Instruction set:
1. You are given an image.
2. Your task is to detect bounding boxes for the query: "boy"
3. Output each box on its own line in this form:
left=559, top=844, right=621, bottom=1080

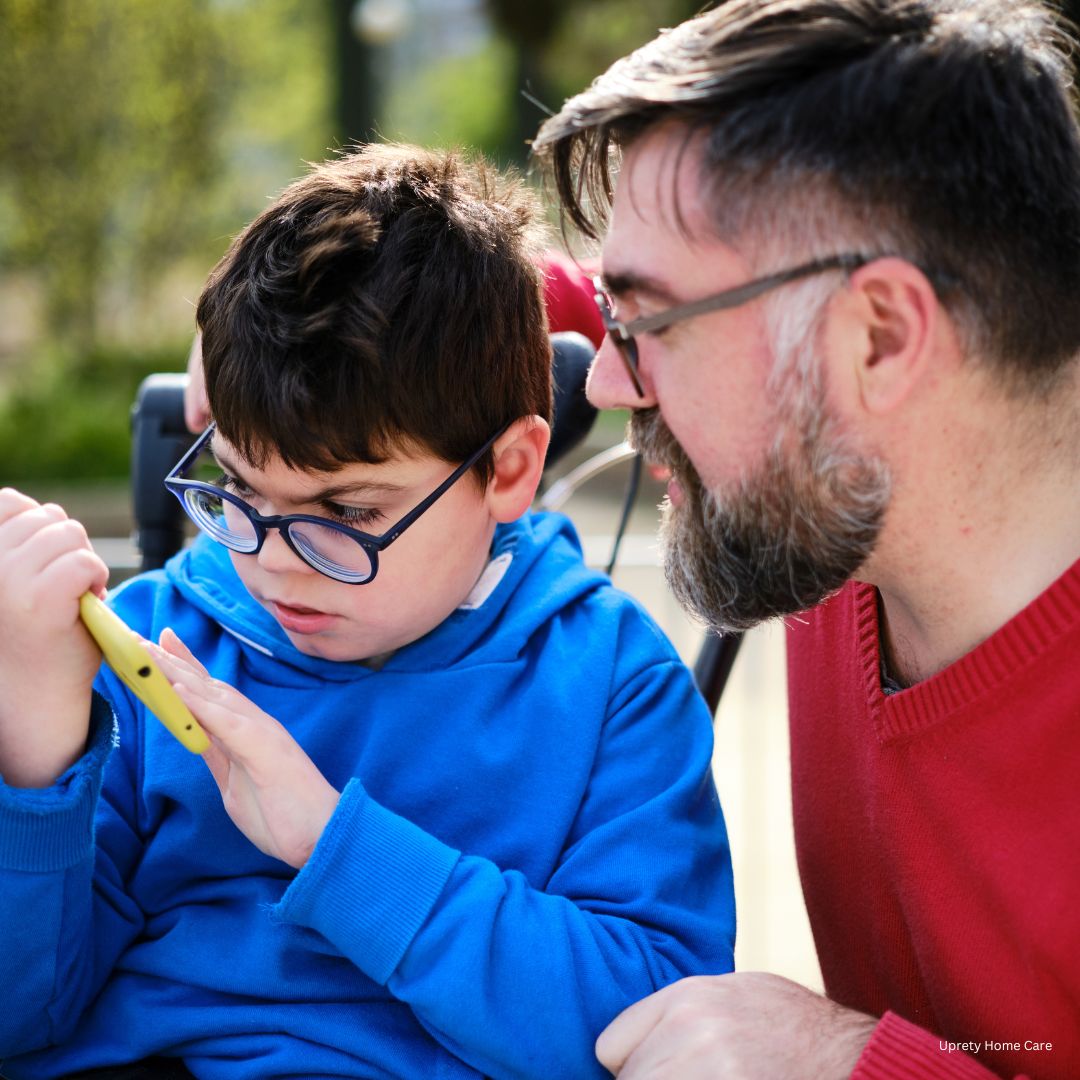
left=0, top=144, right=734, bottom=1079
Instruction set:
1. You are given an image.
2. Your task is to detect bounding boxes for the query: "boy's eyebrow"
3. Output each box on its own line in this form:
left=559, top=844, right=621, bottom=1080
left=600, top=268, right=679, bottom=305
left=210, top=442, right=263, bottom=496
left=210, top=440, right=407, bottom=501
left=310, top=478, right=408, bottom=500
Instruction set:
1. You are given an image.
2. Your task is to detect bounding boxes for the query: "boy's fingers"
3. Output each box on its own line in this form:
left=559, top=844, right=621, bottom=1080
left=159, top=627, right=211, bottom=676
left=144, top=640, right=194, bottom=681
left=173, top=680, right=237, bottom=740
left=171, top=677, right=268, bottom=755
left=0, top=488, right=42, bottom=528
left=13, top=519, right=96, bottom=580
left=34, top=549, right=110, bottom=609
left=200, top=740, right=231, bottom=792
left=148, top=641, right=218, bottom=698
left=0, top=502, right=68, bottom=553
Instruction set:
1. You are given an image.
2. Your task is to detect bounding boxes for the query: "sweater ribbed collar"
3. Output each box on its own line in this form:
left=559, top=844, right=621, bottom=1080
left=852, top=556, right=1080, bottom=741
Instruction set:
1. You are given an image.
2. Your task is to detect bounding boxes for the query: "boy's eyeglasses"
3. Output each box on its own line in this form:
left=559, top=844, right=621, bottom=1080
left=592, top=254, right=869, bottom=397
left=164, top=423, right=505, bottom=584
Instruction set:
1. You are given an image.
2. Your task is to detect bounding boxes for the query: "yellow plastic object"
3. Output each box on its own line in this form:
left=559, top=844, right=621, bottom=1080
left=79, top=593, right=210, bottom=754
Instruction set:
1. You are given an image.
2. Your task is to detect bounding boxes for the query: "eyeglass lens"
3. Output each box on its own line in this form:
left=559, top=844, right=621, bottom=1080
left=181, top=488, right=375, bottom=582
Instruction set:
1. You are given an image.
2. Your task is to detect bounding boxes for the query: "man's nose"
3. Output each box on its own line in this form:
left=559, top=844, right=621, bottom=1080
left=585, top=335, right=657, bottom=411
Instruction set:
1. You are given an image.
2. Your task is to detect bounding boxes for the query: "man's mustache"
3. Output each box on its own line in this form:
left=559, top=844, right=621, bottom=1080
left=628, top=408, right=694, bottom=483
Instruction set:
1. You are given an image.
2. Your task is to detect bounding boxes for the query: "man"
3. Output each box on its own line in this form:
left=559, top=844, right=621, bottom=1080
left=533, top=1, right=1080, bottom=1077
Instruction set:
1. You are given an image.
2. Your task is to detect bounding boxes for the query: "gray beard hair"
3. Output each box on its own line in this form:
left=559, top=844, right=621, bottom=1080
left=628, top=397, right=890, bottom=633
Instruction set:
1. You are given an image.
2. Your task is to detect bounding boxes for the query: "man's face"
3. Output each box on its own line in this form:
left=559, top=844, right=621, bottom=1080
left=211, top=432, right=497, bottom=661
left=629, top=398, right=888, bottom=632
left=589, top=126, right=890, bottom=631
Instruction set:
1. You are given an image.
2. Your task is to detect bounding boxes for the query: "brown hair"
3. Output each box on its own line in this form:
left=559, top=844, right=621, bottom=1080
left=534, top=0, right=1080, bottom=393
left=198, top=143, right=552, bottom=480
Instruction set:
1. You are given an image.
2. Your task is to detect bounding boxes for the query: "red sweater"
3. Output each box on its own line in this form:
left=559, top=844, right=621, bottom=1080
left=786, top=560, right=1080, bottom=1080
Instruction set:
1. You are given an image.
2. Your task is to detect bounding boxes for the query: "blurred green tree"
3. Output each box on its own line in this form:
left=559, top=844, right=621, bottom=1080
left=331, top=0, right=381, bottom=144
left=0, top=0, right=222, bottom=352
left=378, top=0, right=704, bottom=166
left=0, top=0, right=331, bottom=359
left=0, top=0, right=331, bottom=485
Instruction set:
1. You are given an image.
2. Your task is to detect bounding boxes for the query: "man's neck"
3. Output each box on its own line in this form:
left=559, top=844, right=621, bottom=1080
left=860, top=378, right=1080, bottom=686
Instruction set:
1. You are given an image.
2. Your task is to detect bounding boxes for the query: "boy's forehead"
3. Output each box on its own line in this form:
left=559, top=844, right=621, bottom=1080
left=209, top=431, right=439, bottom=494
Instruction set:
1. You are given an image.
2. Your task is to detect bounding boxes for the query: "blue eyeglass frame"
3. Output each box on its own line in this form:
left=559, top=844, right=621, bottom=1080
left=164, top=422, right=508, bottom=584
left=593, top=253, right=870, bottom=398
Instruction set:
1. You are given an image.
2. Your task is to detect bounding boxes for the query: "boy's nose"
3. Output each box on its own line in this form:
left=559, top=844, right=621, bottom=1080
left=585, top=336, right=658, bottom=411
left=256, top=528, right=315, bottom=576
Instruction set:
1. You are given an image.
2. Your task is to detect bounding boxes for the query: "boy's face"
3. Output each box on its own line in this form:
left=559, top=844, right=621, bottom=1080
left=211, top=432, right=498, bottom=662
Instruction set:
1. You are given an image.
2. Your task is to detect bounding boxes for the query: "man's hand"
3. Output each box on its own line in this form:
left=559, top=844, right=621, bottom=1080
left=0, top=488, right=108, bottom=787
left=149, top=629, right=340, bottom=869
left=596, top=972, right=877, bottom=1079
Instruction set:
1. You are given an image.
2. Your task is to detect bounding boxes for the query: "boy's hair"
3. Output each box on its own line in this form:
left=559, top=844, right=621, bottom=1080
left=197, top=143, right=553, bottom=480
left=534, top=0, right=1080, bottom=395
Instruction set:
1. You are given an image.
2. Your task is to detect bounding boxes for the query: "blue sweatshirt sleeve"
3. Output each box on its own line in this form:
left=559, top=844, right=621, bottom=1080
left=273, top=657, right=735, bottom=1080
left=0, top=682, right=146, bottom=1057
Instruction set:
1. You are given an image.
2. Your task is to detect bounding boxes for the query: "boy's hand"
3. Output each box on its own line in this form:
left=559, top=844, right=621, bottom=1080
left=149, top=629, right=340, bottom=869
left=0, top=488, right=109, bottom=787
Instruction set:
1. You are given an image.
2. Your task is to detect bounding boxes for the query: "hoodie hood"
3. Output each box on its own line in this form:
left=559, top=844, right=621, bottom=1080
left=162, top=511, right=607, bottom=682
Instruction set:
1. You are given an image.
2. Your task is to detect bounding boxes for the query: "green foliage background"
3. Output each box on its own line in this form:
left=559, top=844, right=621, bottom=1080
left=0, top=0, right=699, bottom=488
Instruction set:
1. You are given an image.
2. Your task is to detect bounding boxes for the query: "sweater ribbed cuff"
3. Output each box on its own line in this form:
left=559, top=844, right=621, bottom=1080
left=0, top=691, right=116, bottom=872
left=272, top=778, right=460, bottom=986
left=852, top=1012, right=1005, bottom=1080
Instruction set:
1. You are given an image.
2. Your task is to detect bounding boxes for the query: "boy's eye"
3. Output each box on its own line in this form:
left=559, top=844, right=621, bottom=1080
left=214, top=471, right=380, bottom=528
left=216, top=472, right=253, bottom=497
left=321, top=502, right=383, bottom=529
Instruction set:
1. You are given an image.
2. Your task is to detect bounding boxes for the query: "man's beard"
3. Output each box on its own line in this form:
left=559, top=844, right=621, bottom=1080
left=629, top=390, right=890, bottom=633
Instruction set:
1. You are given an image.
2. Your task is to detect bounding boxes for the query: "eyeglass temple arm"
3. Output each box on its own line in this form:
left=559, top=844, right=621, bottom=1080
left=623, top=254, right=868, bottom=338
left=375, top=424, right=511, bottom=547
left=168, top=422, right=216, bottom=479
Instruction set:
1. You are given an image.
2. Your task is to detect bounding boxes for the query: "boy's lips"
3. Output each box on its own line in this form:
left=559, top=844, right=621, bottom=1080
left=269, top=599, right=337, bottom=635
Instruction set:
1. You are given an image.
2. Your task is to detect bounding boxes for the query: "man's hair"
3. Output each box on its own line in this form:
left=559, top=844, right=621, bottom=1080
left=197, top=143, right=552, bottom=480
left=534, top=0, right=1080, bottom=393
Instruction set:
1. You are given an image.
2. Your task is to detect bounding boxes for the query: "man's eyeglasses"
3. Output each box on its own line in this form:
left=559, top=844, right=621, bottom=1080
left=593, top=254, right=870, bottom=397
left=165, top=423, right=505, bottom=584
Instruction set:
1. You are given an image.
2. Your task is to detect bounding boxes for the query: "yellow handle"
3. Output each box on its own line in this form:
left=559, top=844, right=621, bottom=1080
left=79, top=593, right=210, bottom=754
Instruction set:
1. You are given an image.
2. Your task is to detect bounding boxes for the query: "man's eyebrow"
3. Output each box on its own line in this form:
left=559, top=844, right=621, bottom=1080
left=210, top=440, right=407, bottom=502
left=600, top=269, right=679, bottom=304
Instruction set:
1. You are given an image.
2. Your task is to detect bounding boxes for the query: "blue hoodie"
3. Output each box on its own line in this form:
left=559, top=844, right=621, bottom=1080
left=0, top=511, right=734, bottom=1080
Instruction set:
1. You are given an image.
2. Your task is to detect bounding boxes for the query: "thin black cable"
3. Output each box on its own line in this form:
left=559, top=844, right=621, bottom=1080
left=606, top=452, right=642, bottom=577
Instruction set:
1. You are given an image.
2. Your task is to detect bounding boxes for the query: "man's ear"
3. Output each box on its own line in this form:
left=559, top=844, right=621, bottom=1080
left=484, top=416, right=551, bottom=523
left=833, top=258, right=940, bottom=415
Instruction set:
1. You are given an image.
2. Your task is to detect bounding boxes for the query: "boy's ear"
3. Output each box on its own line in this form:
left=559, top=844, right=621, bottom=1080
left=484, top=417, right=551, bottom=523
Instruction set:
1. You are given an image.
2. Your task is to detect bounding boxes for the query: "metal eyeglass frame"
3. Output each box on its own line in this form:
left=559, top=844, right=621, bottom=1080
left=592, top=253, right=870, bottom=397
left=164, top=422, right=507, bottom=584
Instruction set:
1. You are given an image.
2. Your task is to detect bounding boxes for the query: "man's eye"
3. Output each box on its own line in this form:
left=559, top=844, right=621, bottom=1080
left=322, top=502, right=383, bottom=528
